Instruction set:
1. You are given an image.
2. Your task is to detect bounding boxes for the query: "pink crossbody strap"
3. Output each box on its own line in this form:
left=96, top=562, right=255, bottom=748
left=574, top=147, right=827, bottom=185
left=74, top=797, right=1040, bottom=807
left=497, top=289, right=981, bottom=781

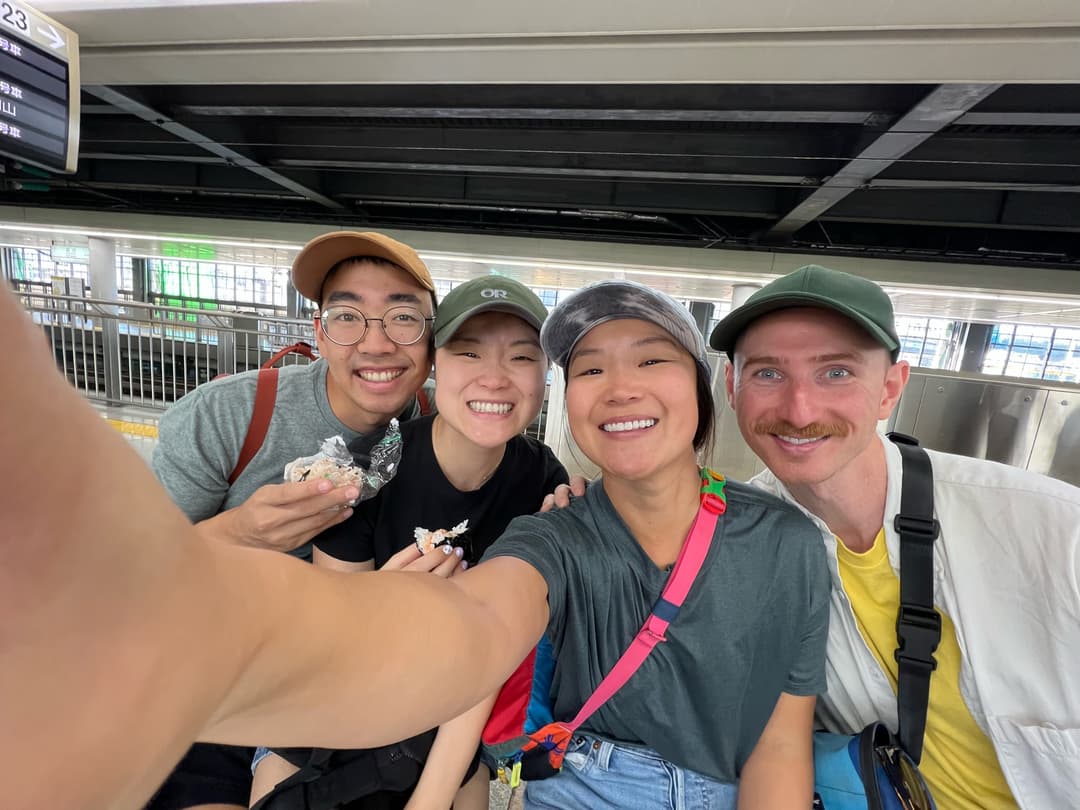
left=562, top=469, right=728, bottom=733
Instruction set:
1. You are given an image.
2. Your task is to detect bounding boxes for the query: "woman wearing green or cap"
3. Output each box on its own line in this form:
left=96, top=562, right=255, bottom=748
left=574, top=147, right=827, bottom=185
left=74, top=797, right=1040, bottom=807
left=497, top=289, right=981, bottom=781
left=250, top=276, right=568, bottom=810
left=454, top=280, right=829, bottom=808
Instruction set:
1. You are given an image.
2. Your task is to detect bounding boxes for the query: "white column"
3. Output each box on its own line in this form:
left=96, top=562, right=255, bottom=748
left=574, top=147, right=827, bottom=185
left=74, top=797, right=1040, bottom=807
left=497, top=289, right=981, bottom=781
left=89, top=237, right=122, bottom=403
left=88, top=237, right=117, bottom=300
left=730, top=283, right=760, bottom=310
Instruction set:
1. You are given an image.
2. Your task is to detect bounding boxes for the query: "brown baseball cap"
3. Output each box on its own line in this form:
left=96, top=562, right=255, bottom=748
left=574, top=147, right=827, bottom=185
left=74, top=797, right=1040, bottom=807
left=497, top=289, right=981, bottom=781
left=291, top=231, right=435, bottom=304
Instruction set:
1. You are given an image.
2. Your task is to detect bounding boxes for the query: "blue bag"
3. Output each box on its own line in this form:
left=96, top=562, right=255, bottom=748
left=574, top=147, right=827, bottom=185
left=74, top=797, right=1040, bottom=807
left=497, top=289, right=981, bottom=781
left=813, top=723, right=936, bottom=810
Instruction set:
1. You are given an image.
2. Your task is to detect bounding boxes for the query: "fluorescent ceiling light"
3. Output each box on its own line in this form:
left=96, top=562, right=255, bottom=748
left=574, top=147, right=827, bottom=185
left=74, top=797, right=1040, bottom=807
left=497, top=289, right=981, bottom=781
left=421, top=252, right=763, bottom=284
left=884, top=286, right=1080, bottom=308
left=0, top=222, right=302, bottom=252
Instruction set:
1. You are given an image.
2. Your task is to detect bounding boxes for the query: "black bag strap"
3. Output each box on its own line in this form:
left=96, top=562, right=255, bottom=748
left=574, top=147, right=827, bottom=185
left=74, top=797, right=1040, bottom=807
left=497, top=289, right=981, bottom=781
left=250, top=748, right=333, bottom=810
left=252, top=734, right=435, bottom=810
left=887, top=432, right=941, bottom=765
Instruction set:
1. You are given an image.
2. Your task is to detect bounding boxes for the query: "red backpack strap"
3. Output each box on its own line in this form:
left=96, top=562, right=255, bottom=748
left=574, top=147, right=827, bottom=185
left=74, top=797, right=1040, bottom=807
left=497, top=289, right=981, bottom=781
left=228, top=367, right=279, bottom=485
left=223, top=343, right=313, bottom=486
left=262, top=341, right=316, bottom=368
left=416, top=386, right=432, bottom=417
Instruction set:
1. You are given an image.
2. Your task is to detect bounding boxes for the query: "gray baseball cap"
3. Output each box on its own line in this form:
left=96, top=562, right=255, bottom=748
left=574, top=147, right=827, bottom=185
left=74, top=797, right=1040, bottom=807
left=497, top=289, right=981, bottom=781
left=540, top=280, right=711, bottom=381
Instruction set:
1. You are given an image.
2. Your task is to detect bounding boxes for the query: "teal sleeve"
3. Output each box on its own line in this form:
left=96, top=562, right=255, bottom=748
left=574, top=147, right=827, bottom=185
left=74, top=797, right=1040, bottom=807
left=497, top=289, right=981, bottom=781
left=784, top=527, right=831, bottom=696
left=482, top=513, right=568, bottom=641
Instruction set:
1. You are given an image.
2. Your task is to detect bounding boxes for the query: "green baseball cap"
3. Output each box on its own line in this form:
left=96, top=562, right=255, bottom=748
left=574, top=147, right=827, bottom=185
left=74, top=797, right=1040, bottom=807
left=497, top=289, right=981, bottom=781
left=709, top=265, right=900, bottom=360
left=434, top=275, right=550, bottom=348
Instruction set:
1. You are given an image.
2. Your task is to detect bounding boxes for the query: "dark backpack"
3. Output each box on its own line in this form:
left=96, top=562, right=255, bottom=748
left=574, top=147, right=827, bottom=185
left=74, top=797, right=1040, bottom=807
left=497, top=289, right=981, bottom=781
left=251, top=730, right=439, bottom=810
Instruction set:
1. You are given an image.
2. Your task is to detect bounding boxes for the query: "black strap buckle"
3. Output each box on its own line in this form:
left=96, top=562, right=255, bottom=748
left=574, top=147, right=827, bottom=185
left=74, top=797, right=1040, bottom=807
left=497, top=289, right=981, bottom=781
left=895, top=605, right=941, bottom=670
left=894, top=513, right=940, bottom=541
left=886, top=431, right=920, bottom=447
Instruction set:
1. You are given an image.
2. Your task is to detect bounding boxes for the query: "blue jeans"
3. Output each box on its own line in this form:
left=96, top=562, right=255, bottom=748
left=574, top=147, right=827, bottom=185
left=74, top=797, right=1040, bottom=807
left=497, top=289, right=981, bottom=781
left=524, top=735, right=738, bottom=810
left=251, top=745, right=274, bottom=774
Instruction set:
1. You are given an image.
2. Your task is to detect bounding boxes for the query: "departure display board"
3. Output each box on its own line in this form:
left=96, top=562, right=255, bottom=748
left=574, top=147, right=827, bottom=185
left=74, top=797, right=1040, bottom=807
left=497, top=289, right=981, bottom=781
left=0, top=1, right=78, bottom=173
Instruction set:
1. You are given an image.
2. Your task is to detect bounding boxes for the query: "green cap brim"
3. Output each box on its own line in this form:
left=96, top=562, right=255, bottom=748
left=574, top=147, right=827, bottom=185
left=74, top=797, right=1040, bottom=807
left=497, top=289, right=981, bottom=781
left=709, top=291, right=900, bottom=359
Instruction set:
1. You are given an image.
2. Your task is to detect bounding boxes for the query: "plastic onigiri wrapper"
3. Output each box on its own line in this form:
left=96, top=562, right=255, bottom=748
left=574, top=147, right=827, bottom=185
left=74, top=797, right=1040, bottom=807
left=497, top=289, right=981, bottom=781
left=283, top=419, right=402, bottom=505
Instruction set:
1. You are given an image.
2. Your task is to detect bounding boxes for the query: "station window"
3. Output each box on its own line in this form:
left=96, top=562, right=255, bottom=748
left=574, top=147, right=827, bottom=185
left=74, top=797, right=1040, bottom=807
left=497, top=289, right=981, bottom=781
left=117, top=256, right=134, bottom=293
left=895, top=317, right=960, bottom=370
left=142, top=258, right=287, bottom=312
left=985, top=325, right=1080, bottom=383
left=704, top=301, right=733, bottom=344
left=4, top=247, right=89, bottom=291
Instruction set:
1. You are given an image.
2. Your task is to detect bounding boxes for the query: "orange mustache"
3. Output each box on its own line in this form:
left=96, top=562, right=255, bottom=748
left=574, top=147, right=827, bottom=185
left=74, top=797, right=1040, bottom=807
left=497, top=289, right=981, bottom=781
left=752, top=421, right=850, bottom=439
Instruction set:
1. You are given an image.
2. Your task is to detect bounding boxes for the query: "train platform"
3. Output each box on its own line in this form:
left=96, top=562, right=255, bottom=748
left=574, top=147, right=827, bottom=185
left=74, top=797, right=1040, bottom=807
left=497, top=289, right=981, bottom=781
left=91, top=400, right=160, bottom=465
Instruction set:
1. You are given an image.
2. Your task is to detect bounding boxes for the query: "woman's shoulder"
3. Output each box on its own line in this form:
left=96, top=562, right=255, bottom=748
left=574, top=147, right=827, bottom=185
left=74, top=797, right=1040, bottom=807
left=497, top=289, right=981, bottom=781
left=500, top=486, right=603, bottom=544
left=720, top=478, right=823, bottom=543
left=503, top=434, right=568, bottom=481
left=507, top=432, right=559, bottom=461
left=722, top=477, right=805, bottom=517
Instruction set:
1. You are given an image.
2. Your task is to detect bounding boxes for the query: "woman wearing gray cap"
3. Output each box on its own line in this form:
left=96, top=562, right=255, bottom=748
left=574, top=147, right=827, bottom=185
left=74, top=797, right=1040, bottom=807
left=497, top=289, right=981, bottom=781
left=453, top=280, right=831, bottom=808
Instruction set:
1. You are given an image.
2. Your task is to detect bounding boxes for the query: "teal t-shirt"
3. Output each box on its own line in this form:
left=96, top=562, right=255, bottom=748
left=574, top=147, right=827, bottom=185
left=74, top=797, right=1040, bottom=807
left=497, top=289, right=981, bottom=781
left=482, top=478, right=829, bottom=783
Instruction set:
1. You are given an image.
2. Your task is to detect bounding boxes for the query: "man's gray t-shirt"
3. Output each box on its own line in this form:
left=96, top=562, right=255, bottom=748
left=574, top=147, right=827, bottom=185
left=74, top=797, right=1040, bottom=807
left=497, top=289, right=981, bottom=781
left=152, top=360, right=429, bottom=526
left=483, top=478, right=829, bottom=783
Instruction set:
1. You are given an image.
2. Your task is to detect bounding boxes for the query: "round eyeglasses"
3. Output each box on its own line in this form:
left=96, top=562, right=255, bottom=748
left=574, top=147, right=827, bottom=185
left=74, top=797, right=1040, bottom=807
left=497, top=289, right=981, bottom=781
left=318, top=305, right=434, bottom=347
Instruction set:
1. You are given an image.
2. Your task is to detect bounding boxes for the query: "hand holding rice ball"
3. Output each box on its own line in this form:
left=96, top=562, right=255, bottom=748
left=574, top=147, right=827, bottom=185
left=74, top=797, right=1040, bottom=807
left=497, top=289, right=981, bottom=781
left=284, top=420, right=403, bottom=505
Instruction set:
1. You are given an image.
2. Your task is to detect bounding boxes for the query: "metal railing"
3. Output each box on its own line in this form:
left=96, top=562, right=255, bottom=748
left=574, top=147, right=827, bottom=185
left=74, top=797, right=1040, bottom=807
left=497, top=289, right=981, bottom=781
left=16, top=287, right=553, bottom=444
left=18, top=288, right=315, bottom=408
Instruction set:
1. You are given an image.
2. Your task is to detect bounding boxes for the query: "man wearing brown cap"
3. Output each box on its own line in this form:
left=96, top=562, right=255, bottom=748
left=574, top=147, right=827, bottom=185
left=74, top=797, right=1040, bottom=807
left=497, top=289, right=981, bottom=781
left=711, top=265, right=1080, bottom=809
left=153, top=231, right=436, bottom=557
left=149, top=231, right=439, bottom=810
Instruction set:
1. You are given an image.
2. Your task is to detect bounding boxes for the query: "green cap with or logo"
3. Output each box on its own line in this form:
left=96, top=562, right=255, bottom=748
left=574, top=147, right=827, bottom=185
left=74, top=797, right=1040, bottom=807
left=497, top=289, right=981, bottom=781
left=709, top=265, right=900, bottom=360
left=434, top=276, right=549, bottom=348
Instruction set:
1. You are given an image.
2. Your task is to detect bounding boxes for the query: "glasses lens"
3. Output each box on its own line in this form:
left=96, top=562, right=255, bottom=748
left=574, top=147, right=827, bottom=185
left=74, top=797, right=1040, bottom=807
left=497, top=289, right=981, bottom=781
left=322, top=306, right=366, bottom=346
left=876, top=746, right=934, bottom=810
left=382, top=306, right=428, bottom=345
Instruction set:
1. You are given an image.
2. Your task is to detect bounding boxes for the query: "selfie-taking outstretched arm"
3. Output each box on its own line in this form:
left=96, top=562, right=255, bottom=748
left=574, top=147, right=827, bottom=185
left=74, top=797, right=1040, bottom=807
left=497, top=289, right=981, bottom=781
left=0, top=287, right=545, bottom=810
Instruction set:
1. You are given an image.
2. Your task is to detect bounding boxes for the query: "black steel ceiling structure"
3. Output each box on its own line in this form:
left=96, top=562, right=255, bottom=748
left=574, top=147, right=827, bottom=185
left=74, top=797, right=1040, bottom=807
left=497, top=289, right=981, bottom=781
left=3, top=82, right=1079, bottom=271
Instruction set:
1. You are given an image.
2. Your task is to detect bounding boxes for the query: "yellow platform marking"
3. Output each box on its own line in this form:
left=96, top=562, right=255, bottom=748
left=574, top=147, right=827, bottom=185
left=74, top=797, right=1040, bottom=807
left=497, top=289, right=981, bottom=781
left=106, top=419, right=159, bottom=439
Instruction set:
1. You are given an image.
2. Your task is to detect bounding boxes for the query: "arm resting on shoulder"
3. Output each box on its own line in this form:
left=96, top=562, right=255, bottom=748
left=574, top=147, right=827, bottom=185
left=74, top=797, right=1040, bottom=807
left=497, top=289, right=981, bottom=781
left=737, top=692, right=816, bottom=810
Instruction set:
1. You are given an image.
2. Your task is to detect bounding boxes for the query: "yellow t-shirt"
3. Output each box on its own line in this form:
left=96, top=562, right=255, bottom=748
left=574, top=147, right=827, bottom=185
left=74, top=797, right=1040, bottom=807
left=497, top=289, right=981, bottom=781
left=835, top=530, right=1017, bottom=809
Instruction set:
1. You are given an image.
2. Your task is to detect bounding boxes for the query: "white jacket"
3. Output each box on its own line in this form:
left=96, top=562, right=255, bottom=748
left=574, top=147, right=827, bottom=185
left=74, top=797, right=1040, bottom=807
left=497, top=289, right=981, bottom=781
left=751, top=435, right=1080, bottom=810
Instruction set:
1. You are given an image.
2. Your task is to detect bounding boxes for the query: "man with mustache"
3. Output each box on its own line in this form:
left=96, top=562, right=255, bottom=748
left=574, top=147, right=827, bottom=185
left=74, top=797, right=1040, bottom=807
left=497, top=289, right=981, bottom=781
left=710, top=266, right=1080, bottom=809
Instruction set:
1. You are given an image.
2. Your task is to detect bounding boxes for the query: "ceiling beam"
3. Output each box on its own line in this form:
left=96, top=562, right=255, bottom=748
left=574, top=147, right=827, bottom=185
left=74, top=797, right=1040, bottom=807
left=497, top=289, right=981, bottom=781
left=275, top=157, right=815, bottom=186
left=763, top=83, right=1002, bottom=239
left=75, top=152, right=1080, bottom=196
left=954, top=111, right=1080, bottom=127
left=70, top=3, right=1080, bottom=87
left=176, top=106, right=879, bottom=125
left=83, top=85, right=347, bottom=212
left=867, top=178, right=1080, bottom=194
